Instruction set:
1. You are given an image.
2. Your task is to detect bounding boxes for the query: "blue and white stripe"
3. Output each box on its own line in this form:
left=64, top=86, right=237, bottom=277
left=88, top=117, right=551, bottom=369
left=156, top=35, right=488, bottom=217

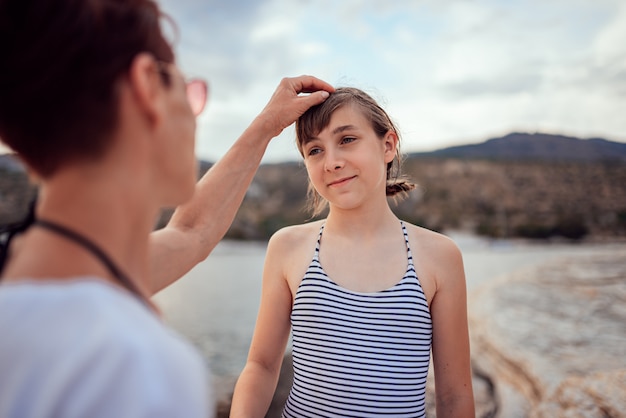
left=283, top=221, right=432, bottom=418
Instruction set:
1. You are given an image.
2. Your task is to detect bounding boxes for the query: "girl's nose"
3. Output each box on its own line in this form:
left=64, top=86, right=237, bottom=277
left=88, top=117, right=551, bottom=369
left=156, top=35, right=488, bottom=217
left=324, top=150, right=345, bottom=172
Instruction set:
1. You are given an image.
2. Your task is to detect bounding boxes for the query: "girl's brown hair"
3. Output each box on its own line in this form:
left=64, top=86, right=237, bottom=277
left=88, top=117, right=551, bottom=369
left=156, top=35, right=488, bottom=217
left=0, top=0, right=176, bottom=178
left=295, top=87, right=416, bottom=217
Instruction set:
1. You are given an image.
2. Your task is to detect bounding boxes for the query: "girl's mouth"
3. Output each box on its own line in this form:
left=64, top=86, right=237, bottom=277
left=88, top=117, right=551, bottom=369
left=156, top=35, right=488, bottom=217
left=328, top=176, right=356, bottom=187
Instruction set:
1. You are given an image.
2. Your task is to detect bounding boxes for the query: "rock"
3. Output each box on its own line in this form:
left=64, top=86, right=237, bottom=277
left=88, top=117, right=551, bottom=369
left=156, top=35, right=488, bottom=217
left=532, top=370, right=626, bottom=417
left=469, top=247, right=626, bottom=417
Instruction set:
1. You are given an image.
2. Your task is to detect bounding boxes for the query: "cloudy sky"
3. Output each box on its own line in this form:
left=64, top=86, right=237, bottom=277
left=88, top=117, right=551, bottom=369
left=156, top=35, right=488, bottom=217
left=156, top=0, right=625, bottom=163
left=3, top=0, right=623, bottom=162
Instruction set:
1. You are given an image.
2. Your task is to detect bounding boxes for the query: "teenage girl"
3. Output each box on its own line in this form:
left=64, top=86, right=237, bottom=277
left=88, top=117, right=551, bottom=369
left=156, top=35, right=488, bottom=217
left=230, top=87, right=475, bottom=417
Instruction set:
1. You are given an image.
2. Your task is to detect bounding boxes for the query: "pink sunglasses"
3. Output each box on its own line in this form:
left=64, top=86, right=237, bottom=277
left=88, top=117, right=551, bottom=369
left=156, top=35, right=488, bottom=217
left=157, top=61, right=208, bottom=116
left=184, top=79, right=208, bottom=116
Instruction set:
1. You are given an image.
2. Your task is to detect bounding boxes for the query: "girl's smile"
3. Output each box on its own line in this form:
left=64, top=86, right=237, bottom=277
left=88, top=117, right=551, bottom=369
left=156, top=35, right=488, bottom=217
left=327, top=175, right=357, bottom=188
left=303, top=104, right=396, bottom=211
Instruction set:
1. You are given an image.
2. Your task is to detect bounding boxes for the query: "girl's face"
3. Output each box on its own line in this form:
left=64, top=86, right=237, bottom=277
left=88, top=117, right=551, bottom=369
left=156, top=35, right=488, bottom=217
left=302, top=104, right=397, bottom=211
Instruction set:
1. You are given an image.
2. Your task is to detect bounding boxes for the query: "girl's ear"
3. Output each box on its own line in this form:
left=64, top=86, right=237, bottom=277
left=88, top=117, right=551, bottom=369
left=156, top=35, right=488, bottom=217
left=383, top=131, right=399, bottom=164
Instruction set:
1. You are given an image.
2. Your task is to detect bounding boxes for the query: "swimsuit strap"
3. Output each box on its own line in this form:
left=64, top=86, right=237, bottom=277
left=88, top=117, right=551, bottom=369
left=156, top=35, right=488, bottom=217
left=399, top=220, right=415, bottom=267
left=313, top=223, right=325, bottom=260
left=314, top=221, right=413, bottom=264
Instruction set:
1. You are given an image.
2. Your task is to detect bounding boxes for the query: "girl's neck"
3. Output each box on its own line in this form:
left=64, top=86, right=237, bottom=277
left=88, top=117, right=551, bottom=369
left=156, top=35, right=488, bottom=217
left=324, top=202, right=399, bottom=239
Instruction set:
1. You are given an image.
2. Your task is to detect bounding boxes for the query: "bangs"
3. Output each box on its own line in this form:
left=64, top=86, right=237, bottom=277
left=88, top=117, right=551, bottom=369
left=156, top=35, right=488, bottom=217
left=296, top=102, right=345, bottom=153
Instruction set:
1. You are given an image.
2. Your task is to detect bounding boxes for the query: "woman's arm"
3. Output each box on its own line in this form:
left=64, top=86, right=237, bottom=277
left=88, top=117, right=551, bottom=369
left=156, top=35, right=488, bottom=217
left=230, top=230, right=295, bottom=417
left=430, top=236, right=475, bottom=417
left=148, top=76, right=333, bottom=294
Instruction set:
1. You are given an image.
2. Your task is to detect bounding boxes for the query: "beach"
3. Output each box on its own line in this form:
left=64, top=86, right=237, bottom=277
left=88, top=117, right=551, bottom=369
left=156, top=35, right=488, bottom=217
left=153, top=234, right=626, bottom=416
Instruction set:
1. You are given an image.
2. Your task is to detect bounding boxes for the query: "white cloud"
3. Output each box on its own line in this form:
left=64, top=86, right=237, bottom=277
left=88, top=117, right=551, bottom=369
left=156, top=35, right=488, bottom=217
left=158, top=0, right=626, bottom=162
left=2, top=1, right=621, bottom=157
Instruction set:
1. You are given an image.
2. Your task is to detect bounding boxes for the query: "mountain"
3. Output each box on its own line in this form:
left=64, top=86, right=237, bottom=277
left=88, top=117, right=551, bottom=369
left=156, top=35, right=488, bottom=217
left=410, top=133, right=626, bottom=162
left=2, top=132, right=626, bottom=240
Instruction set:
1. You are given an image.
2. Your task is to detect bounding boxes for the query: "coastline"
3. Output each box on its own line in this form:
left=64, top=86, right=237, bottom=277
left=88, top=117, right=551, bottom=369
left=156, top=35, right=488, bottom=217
left=469, top=245, right=626, bottom=416
left=155, top=236, right=626, bottom=417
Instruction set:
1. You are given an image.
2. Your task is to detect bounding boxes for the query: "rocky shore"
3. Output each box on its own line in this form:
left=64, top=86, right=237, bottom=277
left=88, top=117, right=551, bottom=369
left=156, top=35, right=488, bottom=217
left=216, top=246, right=626, bottom=417
left=469, top=246, right=626, bottom=417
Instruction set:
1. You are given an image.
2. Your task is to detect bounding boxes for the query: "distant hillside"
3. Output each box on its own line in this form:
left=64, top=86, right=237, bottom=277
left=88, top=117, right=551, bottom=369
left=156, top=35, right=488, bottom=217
left=411, top=133, right=626, bottom=162
left=2, top=132, right=626, bottom=241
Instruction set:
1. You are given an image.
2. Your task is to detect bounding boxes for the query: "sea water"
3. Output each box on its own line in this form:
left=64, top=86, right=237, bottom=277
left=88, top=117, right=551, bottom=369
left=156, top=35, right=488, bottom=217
left=153, top=234, right=622, bottom=380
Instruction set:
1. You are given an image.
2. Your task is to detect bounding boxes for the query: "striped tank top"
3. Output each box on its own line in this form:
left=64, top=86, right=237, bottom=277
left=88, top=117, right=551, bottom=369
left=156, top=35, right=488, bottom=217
left=283, top=221, right=433, bottom=418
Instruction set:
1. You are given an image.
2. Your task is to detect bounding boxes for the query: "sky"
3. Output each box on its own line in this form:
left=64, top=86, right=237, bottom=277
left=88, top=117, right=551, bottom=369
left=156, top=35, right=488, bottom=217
left=158, top=0, right=626, bottom=163
left=2, top=0, right=625, bottom=162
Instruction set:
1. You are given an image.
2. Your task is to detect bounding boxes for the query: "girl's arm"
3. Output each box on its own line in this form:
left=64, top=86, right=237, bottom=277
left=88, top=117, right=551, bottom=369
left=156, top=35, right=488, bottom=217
left=148, top=76, right=333, bottom=294
left=230, top=230, right=295, bottom=418
left=430, top=236, right=475, bottom=417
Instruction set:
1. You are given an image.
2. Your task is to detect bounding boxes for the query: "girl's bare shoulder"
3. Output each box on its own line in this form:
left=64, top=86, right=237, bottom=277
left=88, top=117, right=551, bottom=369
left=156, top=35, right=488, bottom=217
left=269, top=220, right=325, bottom=249
left=403, top=222, right=463, bottom=262
left=266, top=220, right=325, bottom=266
left=267, top=220, right=326, bottom=290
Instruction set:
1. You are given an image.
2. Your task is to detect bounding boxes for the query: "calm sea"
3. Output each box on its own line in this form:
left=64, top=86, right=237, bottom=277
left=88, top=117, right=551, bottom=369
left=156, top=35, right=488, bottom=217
left=153, top=233, right=623, bottom=383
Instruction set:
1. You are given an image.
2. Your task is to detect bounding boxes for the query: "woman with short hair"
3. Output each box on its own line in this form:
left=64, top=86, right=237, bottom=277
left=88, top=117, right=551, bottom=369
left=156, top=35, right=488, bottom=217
left=0, top=0, right=333, bottom=416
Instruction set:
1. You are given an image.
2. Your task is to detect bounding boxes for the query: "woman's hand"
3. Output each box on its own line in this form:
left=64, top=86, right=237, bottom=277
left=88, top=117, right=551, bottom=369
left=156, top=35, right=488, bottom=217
left=254, top=75, right=334, bottom=138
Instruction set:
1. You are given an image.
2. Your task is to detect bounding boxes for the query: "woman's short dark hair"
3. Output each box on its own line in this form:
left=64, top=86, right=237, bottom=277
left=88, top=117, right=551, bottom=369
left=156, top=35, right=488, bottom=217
left=0, top=0, right=175, bottom=177
left=295, top=87, right=416, bottom=217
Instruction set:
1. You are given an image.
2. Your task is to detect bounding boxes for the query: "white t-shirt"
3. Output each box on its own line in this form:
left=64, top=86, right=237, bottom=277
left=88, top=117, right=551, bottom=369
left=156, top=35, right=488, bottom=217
left=0, top=278, right=213, bottom=418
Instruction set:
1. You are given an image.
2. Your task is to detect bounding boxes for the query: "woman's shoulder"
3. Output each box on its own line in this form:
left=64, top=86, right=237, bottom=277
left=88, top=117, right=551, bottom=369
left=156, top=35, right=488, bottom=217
left=0, top=280, right=208, bottom=416
left=0, top=279, right=199, bottom=359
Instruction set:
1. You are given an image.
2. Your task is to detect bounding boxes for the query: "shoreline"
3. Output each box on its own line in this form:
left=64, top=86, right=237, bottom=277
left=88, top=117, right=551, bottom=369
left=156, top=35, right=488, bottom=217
left=211, top=243, right=626, bottom=417
left=154, top=237, right=626, bottom=417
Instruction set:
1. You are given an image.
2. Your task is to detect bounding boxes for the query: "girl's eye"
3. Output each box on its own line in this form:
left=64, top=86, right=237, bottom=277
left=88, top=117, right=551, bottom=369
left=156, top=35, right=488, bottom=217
left=341, top=136, right=356, bottom=144
left=307, top=147, right=322, bottom=156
